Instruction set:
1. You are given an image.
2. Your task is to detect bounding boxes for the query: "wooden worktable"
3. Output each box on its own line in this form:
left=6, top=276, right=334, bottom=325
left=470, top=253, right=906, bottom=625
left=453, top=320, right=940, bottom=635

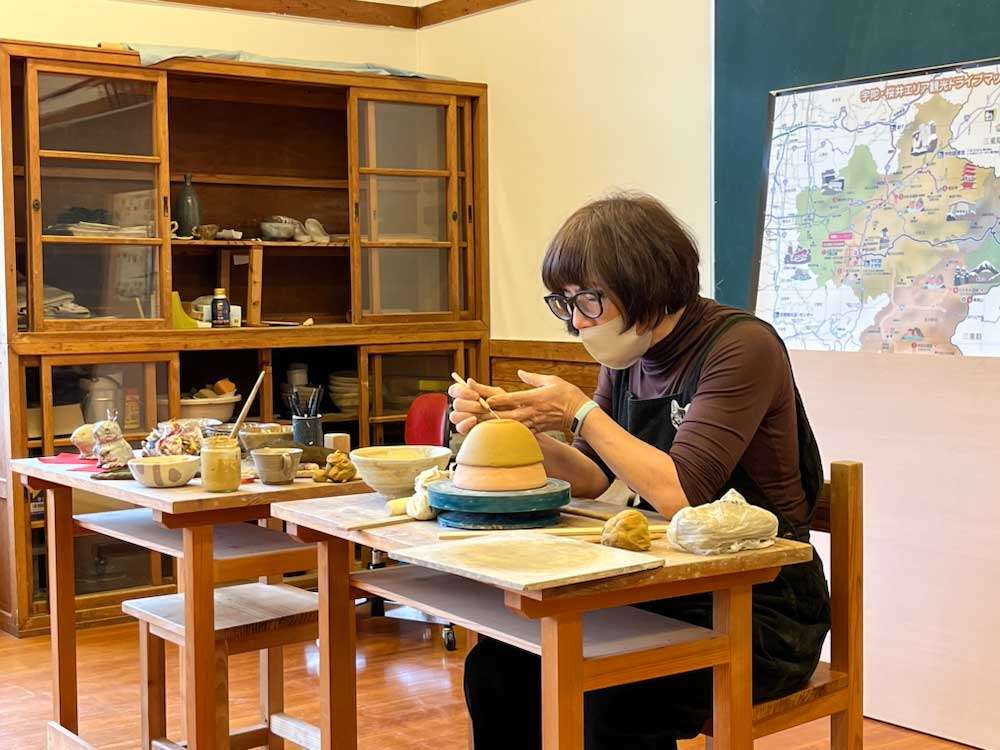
left=10, top=456, right=367, bottom=750
left=272, top=493, right=813, bottom=750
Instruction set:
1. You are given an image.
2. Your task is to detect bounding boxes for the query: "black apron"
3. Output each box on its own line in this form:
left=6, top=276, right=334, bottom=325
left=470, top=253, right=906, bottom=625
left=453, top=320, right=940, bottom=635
left=463, top=315, right=831, bottom=750
left=584, top=314, right=831, bottom=744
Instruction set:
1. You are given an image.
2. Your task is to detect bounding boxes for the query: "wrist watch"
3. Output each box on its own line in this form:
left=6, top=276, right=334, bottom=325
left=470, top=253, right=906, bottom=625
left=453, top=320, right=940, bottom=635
left=571, top=400, right=600, bottom=438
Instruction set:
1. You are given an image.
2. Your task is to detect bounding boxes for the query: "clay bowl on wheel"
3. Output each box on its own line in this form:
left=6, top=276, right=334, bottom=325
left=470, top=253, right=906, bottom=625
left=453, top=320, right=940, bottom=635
left=349, top=445, right=452, bottom=499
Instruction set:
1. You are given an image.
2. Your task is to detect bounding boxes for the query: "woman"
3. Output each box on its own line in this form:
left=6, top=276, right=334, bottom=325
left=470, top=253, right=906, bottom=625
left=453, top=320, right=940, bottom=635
left=450, top=193, right=830, bottom=749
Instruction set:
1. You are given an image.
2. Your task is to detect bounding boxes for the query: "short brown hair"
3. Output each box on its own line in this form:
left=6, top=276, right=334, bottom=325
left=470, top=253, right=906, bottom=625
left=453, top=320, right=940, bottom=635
left=541, top=192, right=700, bottom=333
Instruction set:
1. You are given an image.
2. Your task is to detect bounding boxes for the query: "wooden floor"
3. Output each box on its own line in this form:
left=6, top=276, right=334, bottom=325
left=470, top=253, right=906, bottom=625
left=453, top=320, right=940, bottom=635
left=0, top=614, right=969, bottom=750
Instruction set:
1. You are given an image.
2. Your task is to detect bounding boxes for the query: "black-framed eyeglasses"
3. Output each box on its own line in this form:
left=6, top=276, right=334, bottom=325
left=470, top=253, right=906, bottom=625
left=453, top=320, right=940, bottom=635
left=544, top=289, right=604, bottom=321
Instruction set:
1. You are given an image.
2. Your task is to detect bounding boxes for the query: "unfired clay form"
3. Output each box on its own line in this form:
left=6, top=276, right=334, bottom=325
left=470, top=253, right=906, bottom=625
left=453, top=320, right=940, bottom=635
left=452, top=463, right=547, bottom=492
left=455, top=420, right=544, bottom=468
left=452, top=420, right=548, bottom=492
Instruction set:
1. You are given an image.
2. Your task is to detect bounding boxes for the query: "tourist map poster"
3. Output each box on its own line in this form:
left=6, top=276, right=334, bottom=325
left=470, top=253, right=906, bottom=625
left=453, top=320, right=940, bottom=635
left=754, top=59, right=1000, bottom=355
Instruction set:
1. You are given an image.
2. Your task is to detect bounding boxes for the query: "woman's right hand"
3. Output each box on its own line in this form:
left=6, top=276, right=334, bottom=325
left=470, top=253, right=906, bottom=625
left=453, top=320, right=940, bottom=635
left=448, top=379, right=506, bottom=434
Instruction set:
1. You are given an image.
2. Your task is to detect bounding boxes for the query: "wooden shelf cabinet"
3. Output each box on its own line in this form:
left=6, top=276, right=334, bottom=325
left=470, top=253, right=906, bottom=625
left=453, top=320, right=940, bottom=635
left=0, top=39, right=490, bottom=636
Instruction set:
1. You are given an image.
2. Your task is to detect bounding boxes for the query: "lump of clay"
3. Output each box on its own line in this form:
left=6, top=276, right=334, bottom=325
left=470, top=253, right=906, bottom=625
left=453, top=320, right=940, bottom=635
left=667, top=489, right=778, bottom=555
left=403, top=466, right=453, bottom=520
left=601, top=508, right=652, bottom=551
left=311, top=451, right=357, bottom=483
left=70, top=423, right=97, bottom=459
left=453, top=420, right=546, bottom=492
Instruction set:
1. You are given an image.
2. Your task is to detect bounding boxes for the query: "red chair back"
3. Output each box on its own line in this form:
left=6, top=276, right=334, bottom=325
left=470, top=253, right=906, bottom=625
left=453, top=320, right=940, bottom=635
left=404, top=392, right=449, bottom=446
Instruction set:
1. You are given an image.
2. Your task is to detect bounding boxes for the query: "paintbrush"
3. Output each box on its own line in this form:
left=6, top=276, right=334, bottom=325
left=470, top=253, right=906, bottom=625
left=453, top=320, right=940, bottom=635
left=450, top=372, right=502, bottom=421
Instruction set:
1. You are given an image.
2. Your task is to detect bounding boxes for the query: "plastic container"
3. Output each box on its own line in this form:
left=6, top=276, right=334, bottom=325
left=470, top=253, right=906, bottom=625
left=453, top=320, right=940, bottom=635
left=211, top=288, right=231, bottom=328
left=178, top=392, right=241, bottom=421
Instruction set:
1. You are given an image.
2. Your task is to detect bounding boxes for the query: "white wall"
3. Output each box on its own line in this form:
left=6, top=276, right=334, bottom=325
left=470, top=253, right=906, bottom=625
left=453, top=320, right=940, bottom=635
left=793, top=350, right=1000, bottom=748
left=417, top=0, right=713, bottom=340
left=0, top=0, right=419, bottom=70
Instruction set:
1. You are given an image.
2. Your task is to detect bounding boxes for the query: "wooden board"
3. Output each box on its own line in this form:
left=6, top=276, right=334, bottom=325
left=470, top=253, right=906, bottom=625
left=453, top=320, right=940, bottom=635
left=122, top=582, right=317, bottom=641
left=273, top=492, right=606, bottom=550
left=351, top=565, right=713, bottom=657
left=273, top=492, right=814, bottom=598
left=10, top=458, right=368, bottom=515
left=74, top=508, right=310, bottom=560
left=388, top=533, right=665, bottom=592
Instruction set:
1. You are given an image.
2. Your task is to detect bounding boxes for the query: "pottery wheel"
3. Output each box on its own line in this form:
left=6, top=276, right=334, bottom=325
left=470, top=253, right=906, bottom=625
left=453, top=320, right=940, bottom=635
left=427, top=478, right=571, bottom=530
left=436, top=509, right=562, bottom=530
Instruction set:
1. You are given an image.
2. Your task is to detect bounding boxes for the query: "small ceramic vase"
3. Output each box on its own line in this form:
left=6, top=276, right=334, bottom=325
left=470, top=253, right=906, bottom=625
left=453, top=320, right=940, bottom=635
left=174, top=174, right=201, bottom=236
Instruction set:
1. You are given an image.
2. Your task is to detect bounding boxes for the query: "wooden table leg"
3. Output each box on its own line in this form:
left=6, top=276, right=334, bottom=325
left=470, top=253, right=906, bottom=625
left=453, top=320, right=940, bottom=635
left=181, top=524, right=221, bottom=750
left=318, top=537, right=357, bottom=750
left=45, top=484, right=78, bottom=732
left=540, top=614, right=584, bottom=750
left=712, top=584, right=753, bottom=750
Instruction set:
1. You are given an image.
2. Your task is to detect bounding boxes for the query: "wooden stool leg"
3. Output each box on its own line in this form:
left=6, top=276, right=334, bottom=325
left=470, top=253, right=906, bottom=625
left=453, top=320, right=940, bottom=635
left=831, top=704, right=863, bottom=750
left=215, top=641, right=231, bottom=750
left=258, top=518, right=286, bottom=750
left=139, top=621, right=167, bottom=749
left=260, top=647, right=285, bottom=749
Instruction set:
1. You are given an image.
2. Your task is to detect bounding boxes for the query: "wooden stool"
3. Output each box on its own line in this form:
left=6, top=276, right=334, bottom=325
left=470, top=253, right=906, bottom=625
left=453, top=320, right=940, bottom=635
left=123, top=582, right=320, bottom=750
left=704, top=460, right=864, bottom=748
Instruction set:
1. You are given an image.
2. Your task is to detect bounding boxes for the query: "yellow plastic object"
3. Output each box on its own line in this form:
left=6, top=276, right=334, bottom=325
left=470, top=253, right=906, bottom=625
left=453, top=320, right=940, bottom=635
left=171, top=291, right=205, bottom=329
left=417, top=379, right=452, bottom=392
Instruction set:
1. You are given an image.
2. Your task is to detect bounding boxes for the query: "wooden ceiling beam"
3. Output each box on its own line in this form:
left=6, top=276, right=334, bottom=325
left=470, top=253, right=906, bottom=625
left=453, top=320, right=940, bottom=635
left=160, top=0, right=420, bottom=28
left=417, top=0, right=522, bottom=28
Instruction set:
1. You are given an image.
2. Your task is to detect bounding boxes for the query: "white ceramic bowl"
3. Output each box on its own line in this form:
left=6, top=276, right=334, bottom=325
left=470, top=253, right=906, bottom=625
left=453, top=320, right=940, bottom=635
left=349, top=445, right=451, bottom=499
left=128, top=455, right=199, bottom=488
left=179, top=393, right=241, bottom=422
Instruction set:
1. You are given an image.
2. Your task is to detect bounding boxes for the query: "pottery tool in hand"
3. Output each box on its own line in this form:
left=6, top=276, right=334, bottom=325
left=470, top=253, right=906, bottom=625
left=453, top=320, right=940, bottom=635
left=450, top=372, right=502, bottom=421
left=228, top=369, right=266, bottom=439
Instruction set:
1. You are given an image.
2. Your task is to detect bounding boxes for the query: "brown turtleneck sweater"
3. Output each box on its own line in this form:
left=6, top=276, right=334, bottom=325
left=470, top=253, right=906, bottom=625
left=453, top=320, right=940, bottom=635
left=574, top=296, right=811, bottom=527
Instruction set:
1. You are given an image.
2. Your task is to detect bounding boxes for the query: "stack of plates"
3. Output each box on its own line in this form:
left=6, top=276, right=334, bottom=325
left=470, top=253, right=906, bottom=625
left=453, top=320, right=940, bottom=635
left=327, top=371, right=359, bottom=415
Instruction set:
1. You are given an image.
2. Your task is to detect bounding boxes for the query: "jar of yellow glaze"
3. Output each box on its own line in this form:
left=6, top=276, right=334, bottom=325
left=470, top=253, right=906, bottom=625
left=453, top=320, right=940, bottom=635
left=200, top=436, right=241, bottom=492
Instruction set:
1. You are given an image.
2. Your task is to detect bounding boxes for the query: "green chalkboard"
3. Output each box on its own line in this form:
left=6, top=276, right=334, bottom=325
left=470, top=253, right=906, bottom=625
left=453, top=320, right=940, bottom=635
left=715, top=0, right=1000, bottom=309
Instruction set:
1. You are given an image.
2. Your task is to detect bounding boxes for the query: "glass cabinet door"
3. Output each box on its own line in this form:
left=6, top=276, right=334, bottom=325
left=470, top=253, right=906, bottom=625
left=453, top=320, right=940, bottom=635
left=37, top=353, right=179, bottom=455
left=25, top=62, right=171, bottom=330
left=350, top=91, right=461, bottom=321
left=360, top=343, right=464, bottom=446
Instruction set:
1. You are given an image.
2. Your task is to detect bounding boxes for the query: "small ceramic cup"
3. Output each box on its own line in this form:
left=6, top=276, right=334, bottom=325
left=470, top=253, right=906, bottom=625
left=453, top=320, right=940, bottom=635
left=191, top=224, right=219, bottom=241
left=251, top=447, right=303, bottom=485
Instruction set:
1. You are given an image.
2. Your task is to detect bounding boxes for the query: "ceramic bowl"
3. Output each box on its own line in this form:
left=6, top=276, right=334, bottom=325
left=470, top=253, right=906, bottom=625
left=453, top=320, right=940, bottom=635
left=128, top=455, right=199, bottom=488
left=239, top=423, right=294, bottom=452
left=349, top=445, right=452, bottom=499
left=260, top=221, right=296, bottom=240
left=179, top=393, right=241, bottom=422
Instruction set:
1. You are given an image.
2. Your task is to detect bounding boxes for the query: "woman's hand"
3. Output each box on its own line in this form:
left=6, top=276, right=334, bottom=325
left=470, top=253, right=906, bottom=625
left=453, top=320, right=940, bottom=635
left=447, top=379, right=506, bottom=434
left=486, top=370, right=591, bottom=434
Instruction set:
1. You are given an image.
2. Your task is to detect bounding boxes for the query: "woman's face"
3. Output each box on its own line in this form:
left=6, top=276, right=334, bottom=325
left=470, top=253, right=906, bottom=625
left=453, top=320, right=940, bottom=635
left=563, top=284, right=622, bottom=331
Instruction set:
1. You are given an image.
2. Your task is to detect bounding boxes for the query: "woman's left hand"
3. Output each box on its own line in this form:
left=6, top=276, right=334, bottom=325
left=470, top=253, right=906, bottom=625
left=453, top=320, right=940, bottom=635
left=486, top=370, right=591, bottom=434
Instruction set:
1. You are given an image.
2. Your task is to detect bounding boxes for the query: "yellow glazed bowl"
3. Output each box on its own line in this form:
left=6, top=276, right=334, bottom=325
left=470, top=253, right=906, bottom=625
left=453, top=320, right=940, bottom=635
left=349, top=445, right=451, bottom=498
left=128, top=455, right=200, bottom=488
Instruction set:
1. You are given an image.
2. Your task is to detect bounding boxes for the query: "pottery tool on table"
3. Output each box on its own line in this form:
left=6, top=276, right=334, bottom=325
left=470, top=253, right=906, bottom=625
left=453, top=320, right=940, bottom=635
left=228, top=369, right=266, bottom=439
left=450, top=372, right=502, bottom=421
left=340, top=514, right=416, bottom=532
